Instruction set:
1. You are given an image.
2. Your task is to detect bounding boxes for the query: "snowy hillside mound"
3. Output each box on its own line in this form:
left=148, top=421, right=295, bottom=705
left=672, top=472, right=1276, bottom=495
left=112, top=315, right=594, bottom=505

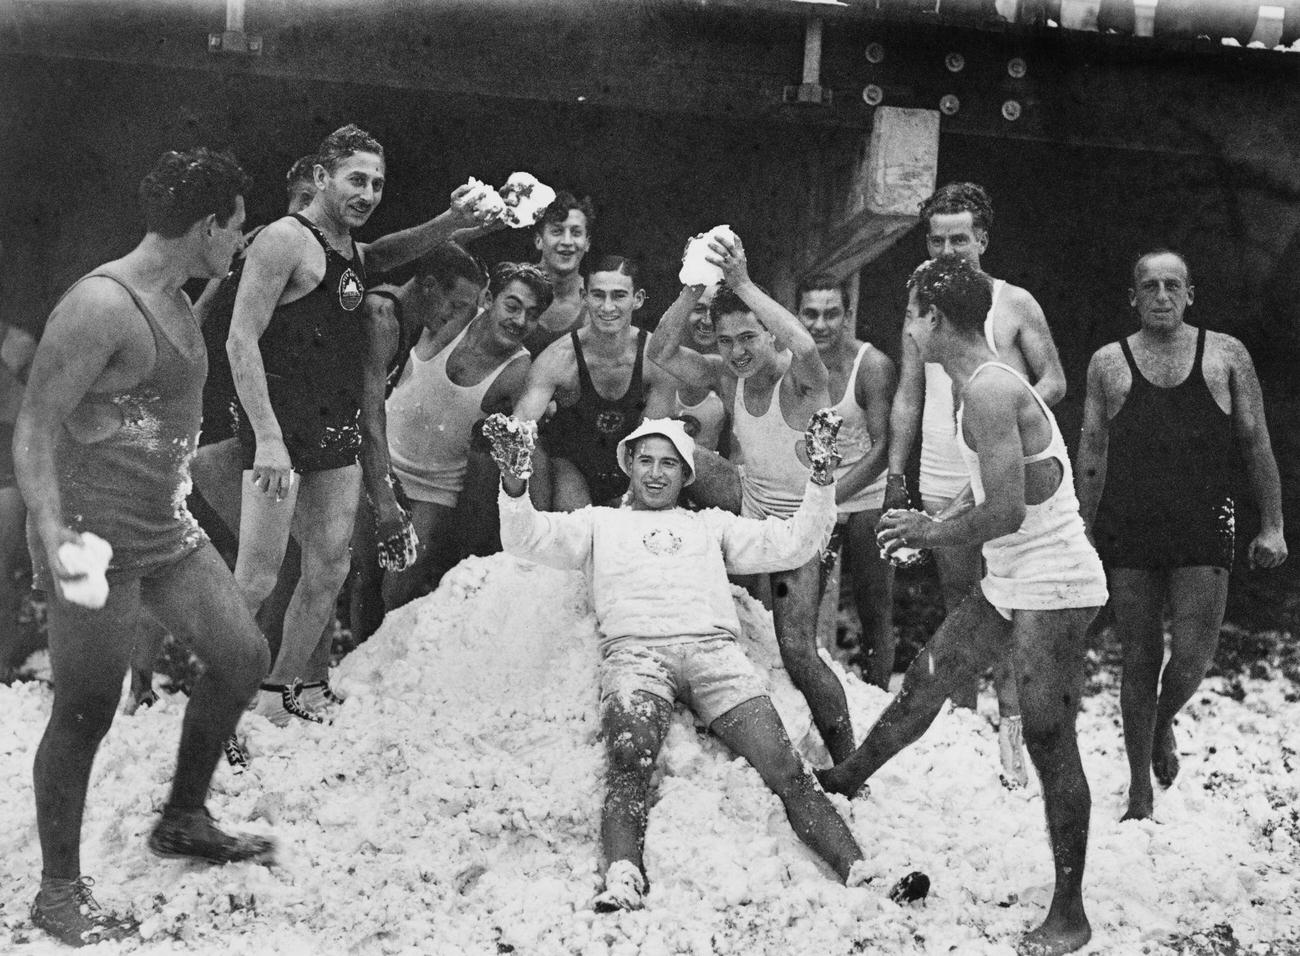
left=0, top=551, right=1297, bottom=954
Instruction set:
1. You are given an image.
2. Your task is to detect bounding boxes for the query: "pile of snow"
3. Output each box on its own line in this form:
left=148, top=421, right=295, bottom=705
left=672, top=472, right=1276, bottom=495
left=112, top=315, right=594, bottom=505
left=0, top=552, right=1297, bottom=954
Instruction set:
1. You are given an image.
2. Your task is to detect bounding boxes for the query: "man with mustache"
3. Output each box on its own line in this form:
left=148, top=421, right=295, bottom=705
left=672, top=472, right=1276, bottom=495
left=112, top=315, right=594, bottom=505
left=227, top=123, right=494, bottom=725
left=379, top=261, right=553, bottom=613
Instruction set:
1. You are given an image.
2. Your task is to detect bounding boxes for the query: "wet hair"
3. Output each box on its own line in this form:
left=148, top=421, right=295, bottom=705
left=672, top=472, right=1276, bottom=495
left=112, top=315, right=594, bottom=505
left=588, top=255, right=641, bottom=285
left=285, top=154, right=318, bottom=197
left=138, top=148, right=251, bottom=238
left=415, top=242, right=487, bottom=291
left=1131, top=248, right=1193, bottom=288
left=534, top=191, right=595, bottom=235
left=489, top=261, right=556, bottom=311
left=908, top=254, right=993, bottom=333
left=796, top=273, right=850, bottom=312
left=919, top=182, right=995, bottom=235
left=709, top=282, right=772, bottom=332
left=315, top=124, right=384, bottom=173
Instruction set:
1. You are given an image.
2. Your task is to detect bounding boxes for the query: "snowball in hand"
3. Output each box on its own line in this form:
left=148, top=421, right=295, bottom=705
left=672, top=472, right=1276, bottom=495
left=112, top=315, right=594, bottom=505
left=498, top=172, right=558, bottom=229
left=463, top=177, right=507, bottom=221
left=56, top=532, right=113, bottom=609
left=679, top=225, right=738, bottom=289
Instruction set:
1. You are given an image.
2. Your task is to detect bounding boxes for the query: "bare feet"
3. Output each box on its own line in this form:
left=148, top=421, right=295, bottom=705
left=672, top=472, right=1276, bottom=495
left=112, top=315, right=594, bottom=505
left=1152, top=724, right=1180, bottom=788
left=1017, top=914, right=1092, bottom=955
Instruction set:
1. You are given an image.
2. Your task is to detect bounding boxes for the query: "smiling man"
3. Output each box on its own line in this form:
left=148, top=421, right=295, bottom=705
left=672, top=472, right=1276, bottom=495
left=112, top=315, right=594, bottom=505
left=522, top=191, right=593, bottom=356
left=488, top=410, right=878, bottom=911
left=515, top=255, right=680, bottom=510
left=379, top=261, right=552, bottom=613
left=16, top=149, right=275, bottom=946
left=646, top=236, right=858, bottom=763
left=1077, top=248, right=1286, bottom=821
left=226, top=123, right=496, bottom=725
left=797, top=273, right=898, bottom=690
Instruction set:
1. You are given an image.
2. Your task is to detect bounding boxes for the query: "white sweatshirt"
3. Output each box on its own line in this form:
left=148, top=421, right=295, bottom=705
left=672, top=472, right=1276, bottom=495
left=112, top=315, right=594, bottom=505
left=498, top=481, right=837, bottom=655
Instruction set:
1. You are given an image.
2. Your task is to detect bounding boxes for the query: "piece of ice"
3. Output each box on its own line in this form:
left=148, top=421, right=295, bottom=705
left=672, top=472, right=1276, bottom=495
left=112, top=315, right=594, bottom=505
left=56, top=531, right=113, bottom=608
left=679, top=225, right=738, bottom=289
left=499, top=172, right=558, bottom=229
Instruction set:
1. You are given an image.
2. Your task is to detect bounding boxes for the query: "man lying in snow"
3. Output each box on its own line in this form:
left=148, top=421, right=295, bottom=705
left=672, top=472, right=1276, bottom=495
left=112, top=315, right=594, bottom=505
left=487, top=410, right=875, bottom=911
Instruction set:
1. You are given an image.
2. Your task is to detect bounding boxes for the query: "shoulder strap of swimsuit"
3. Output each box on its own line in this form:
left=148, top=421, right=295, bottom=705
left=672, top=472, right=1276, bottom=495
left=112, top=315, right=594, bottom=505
left=571, top=330, right=594, bottom=392
left=1118, top=336, right=1142, bottom=381
left=983, top=279, right=1004, bottom=355
left=80, top=269, right=185, bottom=363
left=291, top=213, right=332, bottom=253
left=630, top=328, right=647, bottom=391
left=1192, top=324, right=1207, bottom=378
left=969, top=361, right=1062, bottom=465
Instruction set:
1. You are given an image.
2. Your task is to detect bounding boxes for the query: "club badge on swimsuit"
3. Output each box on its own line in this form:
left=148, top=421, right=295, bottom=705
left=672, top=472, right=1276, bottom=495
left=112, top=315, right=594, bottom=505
left=596, top=410, right=626, bottom=435
left=338, top=268, right=365, bottom=311
left=642, top=527, right=682, bottom=556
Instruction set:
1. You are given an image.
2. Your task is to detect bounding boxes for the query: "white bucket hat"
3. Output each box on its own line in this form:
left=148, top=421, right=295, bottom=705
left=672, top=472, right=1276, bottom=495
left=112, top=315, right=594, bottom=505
left=616, top=418, right=697, bottom=486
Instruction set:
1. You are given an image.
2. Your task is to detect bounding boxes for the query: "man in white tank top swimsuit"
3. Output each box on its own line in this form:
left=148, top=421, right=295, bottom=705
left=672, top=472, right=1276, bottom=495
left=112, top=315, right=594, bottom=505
left=822, top=257, right=1106, bottom=956
left=646, top=233, right=858, bottom=764
left=884, top=183, right=1066, bottom=783
left=795, top=274, right=898, bottom=690
left=380, top=262, right=552, bottom=613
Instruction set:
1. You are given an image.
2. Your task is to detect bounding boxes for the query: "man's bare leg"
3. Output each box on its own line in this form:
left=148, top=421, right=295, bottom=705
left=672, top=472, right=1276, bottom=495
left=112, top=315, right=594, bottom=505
left=268, top=467, right=362, bottom=686
left=1152, top=566, right=1230, bottom=787
left=711, top=697, right=863, bottom=881
left=142, top=544, right=271, bottom=808
left=195, top=440, right=299, bottom=663
left=818, top=593, right=1008, bottom=795
left=844, top=509, right=896, bottom=690
left=551, top=457, right=594, bottom=512
left=528, top=444, right=555, bottom=511
left=36, top=579, right=142, bottom=881
left=922, top=494, right=984, bottom=709
left=1011, top=606, right=1096, bottom=956
left=0, top=486, right=30, bottom=678
left=232, top=471, right=299, bottom=617
left=191, top=439, right=245, bottom=542
left=600, top=691, right=673, bottom=873
left=381, top=500, right=456, bottom=613
left=348, top=491, right=384, bottom=645
left=35, top=544, right=268, bottom=880
left=126, top=614, right=168, bottom=712
left=773, top=555, right=855, bottom=763
left=455, top=448, right=506, bottom=558
left=1110, top=567, right=1165, bottom=820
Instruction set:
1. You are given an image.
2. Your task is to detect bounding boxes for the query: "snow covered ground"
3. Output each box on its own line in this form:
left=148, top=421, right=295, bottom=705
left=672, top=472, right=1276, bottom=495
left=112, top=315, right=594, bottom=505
left=1, top=552, right=1297, bottom=955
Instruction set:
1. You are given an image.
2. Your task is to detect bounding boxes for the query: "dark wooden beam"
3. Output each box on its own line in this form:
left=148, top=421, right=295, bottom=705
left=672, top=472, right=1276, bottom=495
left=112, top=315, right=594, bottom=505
left=3, top=0, right=1300, bottom=166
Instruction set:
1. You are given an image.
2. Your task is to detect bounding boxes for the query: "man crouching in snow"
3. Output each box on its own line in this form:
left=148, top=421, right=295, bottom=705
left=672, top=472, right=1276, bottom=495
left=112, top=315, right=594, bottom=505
left=487, top=410, right=872, bottom=910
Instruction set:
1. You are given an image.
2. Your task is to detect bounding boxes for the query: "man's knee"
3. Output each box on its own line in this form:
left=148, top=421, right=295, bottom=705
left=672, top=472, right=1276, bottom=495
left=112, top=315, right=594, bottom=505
left=50, top=690, right=119, bottom=741
left=300, top=545, right=354, bottom=597
left=1021, top=710, right=1072, bottom=755
left=605, top=731, right=659, bottom=777
left=234, top=556, right=283, bottom=606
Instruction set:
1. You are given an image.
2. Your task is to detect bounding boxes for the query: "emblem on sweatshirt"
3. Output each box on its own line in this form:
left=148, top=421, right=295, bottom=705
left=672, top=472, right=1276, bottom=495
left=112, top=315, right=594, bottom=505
left=642, top=527, right=682, bottom=556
